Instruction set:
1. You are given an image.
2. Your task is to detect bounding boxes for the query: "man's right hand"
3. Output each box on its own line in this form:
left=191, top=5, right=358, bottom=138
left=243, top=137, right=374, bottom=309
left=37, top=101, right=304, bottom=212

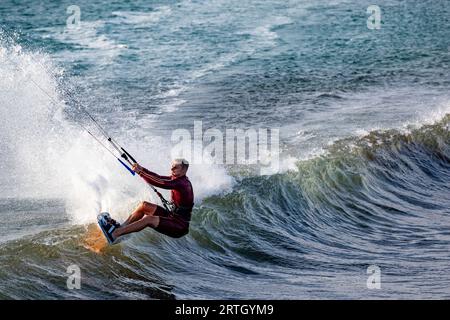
left=132, top=163, right=143, bottom=175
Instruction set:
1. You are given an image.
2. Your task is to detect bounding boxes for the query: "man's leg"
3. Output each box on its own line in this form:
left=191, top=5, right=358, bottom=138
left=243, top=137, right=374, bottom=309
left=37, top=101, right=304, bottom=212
left=112, top=215, right=160, bottom=238
left=121, top=201, right=157, bottom=227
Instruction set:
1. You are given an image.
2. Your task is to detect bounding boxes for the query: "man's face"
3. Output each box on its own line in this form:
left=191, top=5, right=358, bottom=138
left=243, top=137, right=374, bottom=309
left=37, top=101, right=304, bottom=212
left=171, top=162, right=185, bottom=177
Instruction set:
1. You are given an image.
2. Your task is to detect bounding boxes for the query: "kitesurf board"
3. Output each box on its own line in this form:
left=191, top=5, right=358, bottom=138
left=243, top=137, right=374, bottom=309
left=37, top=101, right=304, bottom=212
left=97, top=212, right=116, bottom=245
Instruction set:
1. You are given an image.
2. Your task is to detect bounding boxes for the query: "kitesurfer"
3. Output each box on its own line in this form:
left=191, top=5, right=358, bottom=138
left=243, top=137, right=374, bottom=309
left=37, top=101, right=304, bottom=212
left=105, top=159, right=194, bottom=242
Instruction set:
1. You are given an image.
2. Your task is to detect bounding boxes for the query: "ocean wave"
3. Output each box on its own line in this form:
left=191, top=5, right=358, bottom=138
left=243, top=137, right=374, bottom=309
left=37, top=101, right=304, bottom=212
left=1, top=114, right=448, bottom=298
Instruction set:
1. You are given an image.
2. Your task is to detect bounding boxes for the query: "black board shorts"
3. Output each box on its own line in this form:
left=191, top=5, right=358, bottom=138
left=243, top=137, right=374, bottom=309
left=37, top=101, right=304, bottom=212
left=153, top=205, right=190, bottom=238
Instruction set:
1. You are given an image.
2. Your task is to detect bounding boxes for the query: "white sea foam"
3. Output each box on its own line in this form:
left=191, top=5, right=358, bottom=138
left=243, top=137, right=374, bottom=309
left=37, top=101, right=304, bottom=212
left=244, top=16, right=293, bottom=46
left=112, top=6, right=172, bottom=25
left=38, top=20, right=127, bottom=63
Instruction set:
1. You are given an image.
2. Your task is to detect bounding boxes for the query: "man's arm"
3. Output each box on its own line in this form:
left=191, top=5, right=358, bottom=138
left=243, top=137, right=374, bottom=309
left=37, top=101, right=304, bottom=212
left=139, top=167, right=178, bottom=190
left=142, top=168, right=171, bottom=180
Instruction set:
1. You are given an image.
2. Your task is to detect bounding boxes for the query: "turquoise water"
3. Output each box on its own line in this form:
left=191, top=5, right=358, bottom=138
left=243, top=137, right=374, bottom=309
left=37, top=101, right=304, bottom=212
left=0, top=0, right=450, bottom=299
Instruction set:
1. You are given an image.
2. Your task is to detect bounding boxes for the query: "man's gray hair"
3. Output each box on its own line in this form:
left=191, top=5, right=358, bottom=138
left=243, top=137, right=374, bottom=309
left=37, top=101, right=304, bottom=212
left=172, top=158, right=189, bottom=169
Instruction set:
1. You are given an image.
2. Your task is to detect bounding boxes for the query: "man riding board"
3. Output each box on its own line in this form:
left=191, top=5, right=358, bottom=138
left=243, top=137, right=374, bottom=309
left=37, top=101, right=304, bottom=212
left=103, top=158, right=194, bottom=243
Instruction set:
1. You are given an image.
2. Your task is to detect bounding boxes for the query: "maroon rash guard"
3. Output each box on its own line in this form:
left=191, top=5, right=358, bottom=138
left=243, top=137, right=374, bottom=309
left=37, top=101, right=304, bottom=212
left=139, top=168, right=194, bottom=238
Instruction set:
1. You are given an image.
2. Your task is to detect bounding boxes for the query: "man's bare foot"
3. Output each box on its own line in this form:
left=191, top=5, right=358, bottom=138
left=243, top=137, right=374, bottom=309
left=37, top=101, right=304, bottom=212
left=112, top=228, right=120, bottom=239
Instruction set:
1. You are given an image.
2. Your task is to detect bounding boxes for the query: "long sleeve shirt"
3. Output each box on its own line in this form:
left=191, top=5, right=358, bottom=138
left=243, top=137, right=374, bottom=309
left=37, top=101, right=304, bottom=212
left=139, top=168, right=194, bottom=210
